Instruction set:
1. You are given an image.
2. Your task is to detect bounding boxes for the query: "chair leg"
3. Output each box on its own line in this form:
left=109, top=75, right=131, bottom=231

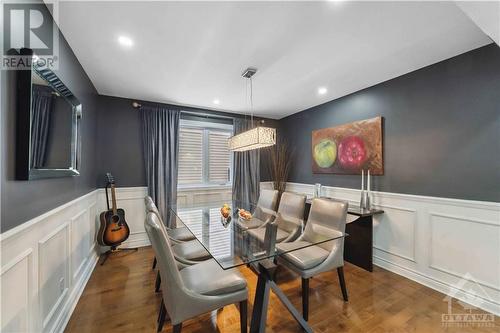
left=152, top=256, right=157, bottom=270
left=301, top=278, right=309, bottom=321
left=239, top=300, right=248, bottom=333
left=155, top=271, right=161, bottom=293
left=337, top=267, right=348, bottom=302
left=157, top=299, right=167, bottom=332
left=157, top=298, right=164, bottom=323
left=172, top=323, right=182, bottom=333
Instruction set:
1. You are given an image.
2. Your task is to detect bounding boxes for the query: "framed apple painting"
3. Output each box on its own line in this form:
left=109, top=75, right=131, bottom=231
left=311, top=116, right=383, bottom=175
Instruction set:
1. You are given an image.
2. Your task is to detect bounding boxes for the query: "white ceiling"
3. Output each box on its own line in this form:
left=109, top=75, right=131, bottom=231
left=57, top=1, right=492, bottom=119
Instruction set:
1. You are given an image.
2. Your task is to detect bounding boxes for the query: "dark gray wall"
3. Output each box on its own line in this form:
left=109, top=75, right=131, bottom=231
left=279, top=44, right=500, bottom=202
left=96, top=95, right=145, bottom=187
left=1, top=11, right=99, bottom=232
left=95, top=95, right=278, bottom=187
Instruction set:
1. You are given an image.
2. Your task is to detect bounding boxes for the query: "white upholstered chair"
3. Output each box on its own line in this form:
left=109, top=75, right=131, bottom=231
left=276, top=197, right=349, bottom=321
left=237, top=189, right=279, bottom=230
left=145, top=212, right=248, bottom=333
left=247, top=191, right=306, bottom=243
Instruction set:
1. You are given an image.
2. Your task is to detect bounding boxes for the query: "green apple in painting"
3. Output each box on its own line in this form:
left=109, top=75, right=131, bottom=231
left=313, top=139, right=337, bottom=168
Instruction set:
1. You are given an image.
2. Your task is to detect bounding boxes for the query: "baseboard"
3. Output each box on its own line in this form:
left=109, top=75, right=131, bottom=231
left=374, top=256, right=500, bottom=316
left=120, top=231, right=150, bottom=249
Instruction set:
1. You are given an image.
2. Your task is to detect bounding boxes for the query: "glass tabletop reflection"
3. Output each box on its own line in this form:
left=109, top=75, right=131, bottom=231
left=169, top=200, right=345, bottom=270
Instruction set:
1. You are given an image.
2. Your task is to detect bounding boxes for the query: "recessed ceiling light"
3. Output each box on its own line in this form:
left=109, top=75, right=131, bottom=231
left=118, top=36, right=133, bottom=47
left=318, top=87, right=328, bottom=95
left=213, top=99, right=220, bottom=105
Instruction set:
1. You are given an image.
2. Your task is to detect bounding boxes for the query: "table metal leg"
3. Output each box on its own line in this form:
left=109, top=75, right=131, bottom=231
left=249, top=260, right=314, bottom=333
left=250, top=271, right=271, bottom=333
left=270, top=281, right=313, bottom=333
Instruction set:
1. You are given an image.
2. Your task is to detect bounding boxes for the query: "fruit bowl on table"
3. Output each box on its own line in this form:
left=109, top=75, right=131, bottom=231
left=238, top=208, right=252, bottom=221
left=220, top=204, right=231, bottom=219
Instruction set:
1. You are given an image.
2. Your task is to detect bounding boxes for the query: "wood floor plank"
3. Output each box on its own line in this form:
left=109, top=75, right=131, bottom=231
left=64, top=247, right=498, bottom=333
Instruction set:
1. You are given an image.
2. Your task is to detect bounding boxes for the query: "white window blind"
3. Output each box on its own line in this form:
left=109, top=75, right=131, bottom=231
left=176, top=209, right=203, bottom=239
left=178, top=128, right=203, bottom=185
left=209, top=131, right=231, bottom=184
left=178, top=120, right=233, bottom=187
left=209, top=207, right=232, bottom=258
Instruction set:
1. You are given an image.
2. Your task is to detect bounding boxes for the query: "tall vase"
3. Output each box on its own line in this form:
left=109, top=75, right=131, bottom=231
left=360, top=169, right=366, bottom=209
left=365, top=191, right=371, bottom=210
left=366, top=169, right=372, bottom=210
left=314, top=183, right=322, bottom=198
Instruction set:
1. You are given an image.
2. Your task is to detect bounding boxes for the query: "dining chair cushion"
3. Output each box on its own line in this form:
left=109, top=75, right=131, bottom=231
left=180, top=259, right=247, bottom=296
left=248, top=227, right=290, bottom=243
left=167, top=227, right=196, bottom=242
left=277, top=241, right=329, bottom=270
left=237, top=217, right=265, bottom=231
left=172, top=240, right=211, bottom=261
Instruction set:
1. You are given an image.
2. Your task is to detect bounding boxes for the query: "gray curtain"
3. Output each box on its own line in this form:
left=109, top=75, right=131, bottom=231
left=140, top=106, right=180, bottom=226
left=30, top=85, right=54, bottom=168
left=232, top=118, right=260, bottom=204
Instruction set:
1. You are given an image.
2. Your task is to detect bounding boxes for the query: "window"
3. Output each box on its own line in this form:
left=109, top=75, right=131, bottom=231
left=178, top=119, right=233, bottom=187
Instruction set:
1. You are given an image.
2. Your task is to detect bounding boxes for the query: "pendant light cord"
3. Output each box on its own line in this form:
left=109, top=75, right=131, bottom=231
left=250, top=76, right=254, bottom=126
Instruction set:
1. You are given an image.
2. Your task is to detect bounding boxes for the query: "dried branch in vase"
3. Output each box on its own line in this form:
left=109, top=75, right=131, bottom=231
left=267, top=139, right=293, bottom=195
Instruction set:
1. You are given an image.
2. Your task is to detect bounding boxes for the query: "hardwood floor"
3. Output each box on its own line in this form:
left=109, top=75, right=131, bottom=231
left=65, top=247, right=498, bottom=333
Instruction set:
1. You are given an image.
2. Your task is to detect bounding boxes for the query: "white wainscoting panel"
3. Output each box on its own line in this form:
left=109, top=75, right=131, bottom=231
left=38, top=223, right=70, bottom=330
left=178, top=186, right=232, bottom=205
left=1, top=249, right=33, bottom=333
left=262, top=182, right=500, bottom=316
left=1, top=190, right=100, bottom=333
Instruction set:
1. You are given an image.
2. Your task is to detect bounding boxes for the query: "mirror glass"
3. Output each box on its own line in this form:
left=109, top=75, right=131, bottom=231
left=28, top=63, right=82, bottom=179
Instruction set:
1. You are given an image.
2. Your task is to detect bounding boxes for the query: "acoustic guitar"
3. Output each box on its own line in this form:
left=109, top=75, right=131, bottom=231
left=97, top=173, right=130, bottom=247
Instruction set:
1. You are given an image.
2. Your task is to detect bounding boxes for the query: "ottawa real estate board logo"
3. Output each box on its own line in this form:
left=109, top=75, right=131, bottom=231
left=442, top=273, right=496, bottom=328
left=1, top=1, right=59, bottom=70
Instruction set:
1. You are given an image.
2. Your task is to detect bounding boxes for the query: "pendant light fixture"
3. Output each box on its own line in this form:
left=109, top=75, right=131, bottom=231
left=228, top=67, right=276, bottom=152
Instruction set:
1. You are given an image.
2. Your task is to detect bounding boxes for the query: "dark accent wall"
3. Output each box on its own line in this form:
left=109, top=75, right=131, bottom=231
left=1, top=7, right=99, bottom=232
left=95, top=95, right=279, bottom=188
left=279, top=44, right=500, bottom=202
left=96, top=95, right=145, bottom=187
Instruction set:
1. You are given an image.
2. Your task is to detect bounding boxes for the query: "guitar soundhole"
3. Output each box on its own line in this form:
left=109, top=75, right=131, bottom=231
left=111, top=215, right=120, bottom=223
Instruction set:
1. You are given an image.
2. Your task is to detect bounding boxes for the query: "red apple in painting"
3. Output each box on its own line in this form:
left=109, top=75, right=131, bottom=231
left=338, top=136, right=367, bottom=170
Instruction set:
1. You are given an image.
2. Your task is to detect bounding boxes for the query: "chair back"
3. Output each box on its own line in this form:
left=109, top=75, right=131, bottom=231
left=145, top=196, right=178, bottom=228
left=145, top=196, right=160, bottom=216
left=258, top=189, right=279, bottom=210
left=303, top=198, right=348, bottom=252
left=273, top=192, right=306, bottom=233
left=144, top=212, right=187, bottom=320
left=253, top=189, right=279, bottom=221
left=277, top=192, right=306, bottom=220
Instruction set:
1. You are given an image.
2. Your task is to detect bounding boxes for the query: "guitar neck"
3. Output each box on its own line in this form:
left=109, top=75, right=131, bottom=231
left=110, top=184, right=118, bottom=215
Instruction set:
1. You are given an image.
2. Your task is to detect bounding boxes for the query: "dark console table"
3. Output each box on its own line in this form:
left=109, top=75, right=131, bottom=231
left=305, top=198, right=384, bottom=272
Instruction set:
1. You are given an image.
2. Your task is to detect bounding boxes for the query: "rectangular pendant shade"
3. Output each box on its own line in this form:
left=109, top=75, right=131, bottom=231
left=228, top=126, right=276, bottom=152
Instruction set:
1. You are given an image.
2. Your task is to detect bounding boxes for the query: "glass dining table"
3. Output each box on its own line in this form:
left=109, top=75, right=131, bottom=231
left=169, top=199, right=346, bottom=333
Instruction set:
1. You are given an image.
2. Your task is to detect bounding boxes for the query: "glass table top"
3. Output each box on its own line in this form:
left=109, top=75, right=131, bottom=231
left=169, top=200, right=345, bottom=270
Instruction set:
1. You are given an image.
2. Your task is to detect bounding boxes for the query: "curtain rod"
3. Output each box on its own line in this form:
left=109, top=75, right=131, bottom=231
left=132, top=101, right=235, bottom=121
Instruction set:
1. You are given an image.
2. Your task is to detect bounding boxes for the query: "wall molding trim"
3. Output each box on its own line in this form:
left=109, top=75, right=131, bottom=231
left=283, top=181, right=500, bottom=209
left=262, top=181, right=500, bottom=316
